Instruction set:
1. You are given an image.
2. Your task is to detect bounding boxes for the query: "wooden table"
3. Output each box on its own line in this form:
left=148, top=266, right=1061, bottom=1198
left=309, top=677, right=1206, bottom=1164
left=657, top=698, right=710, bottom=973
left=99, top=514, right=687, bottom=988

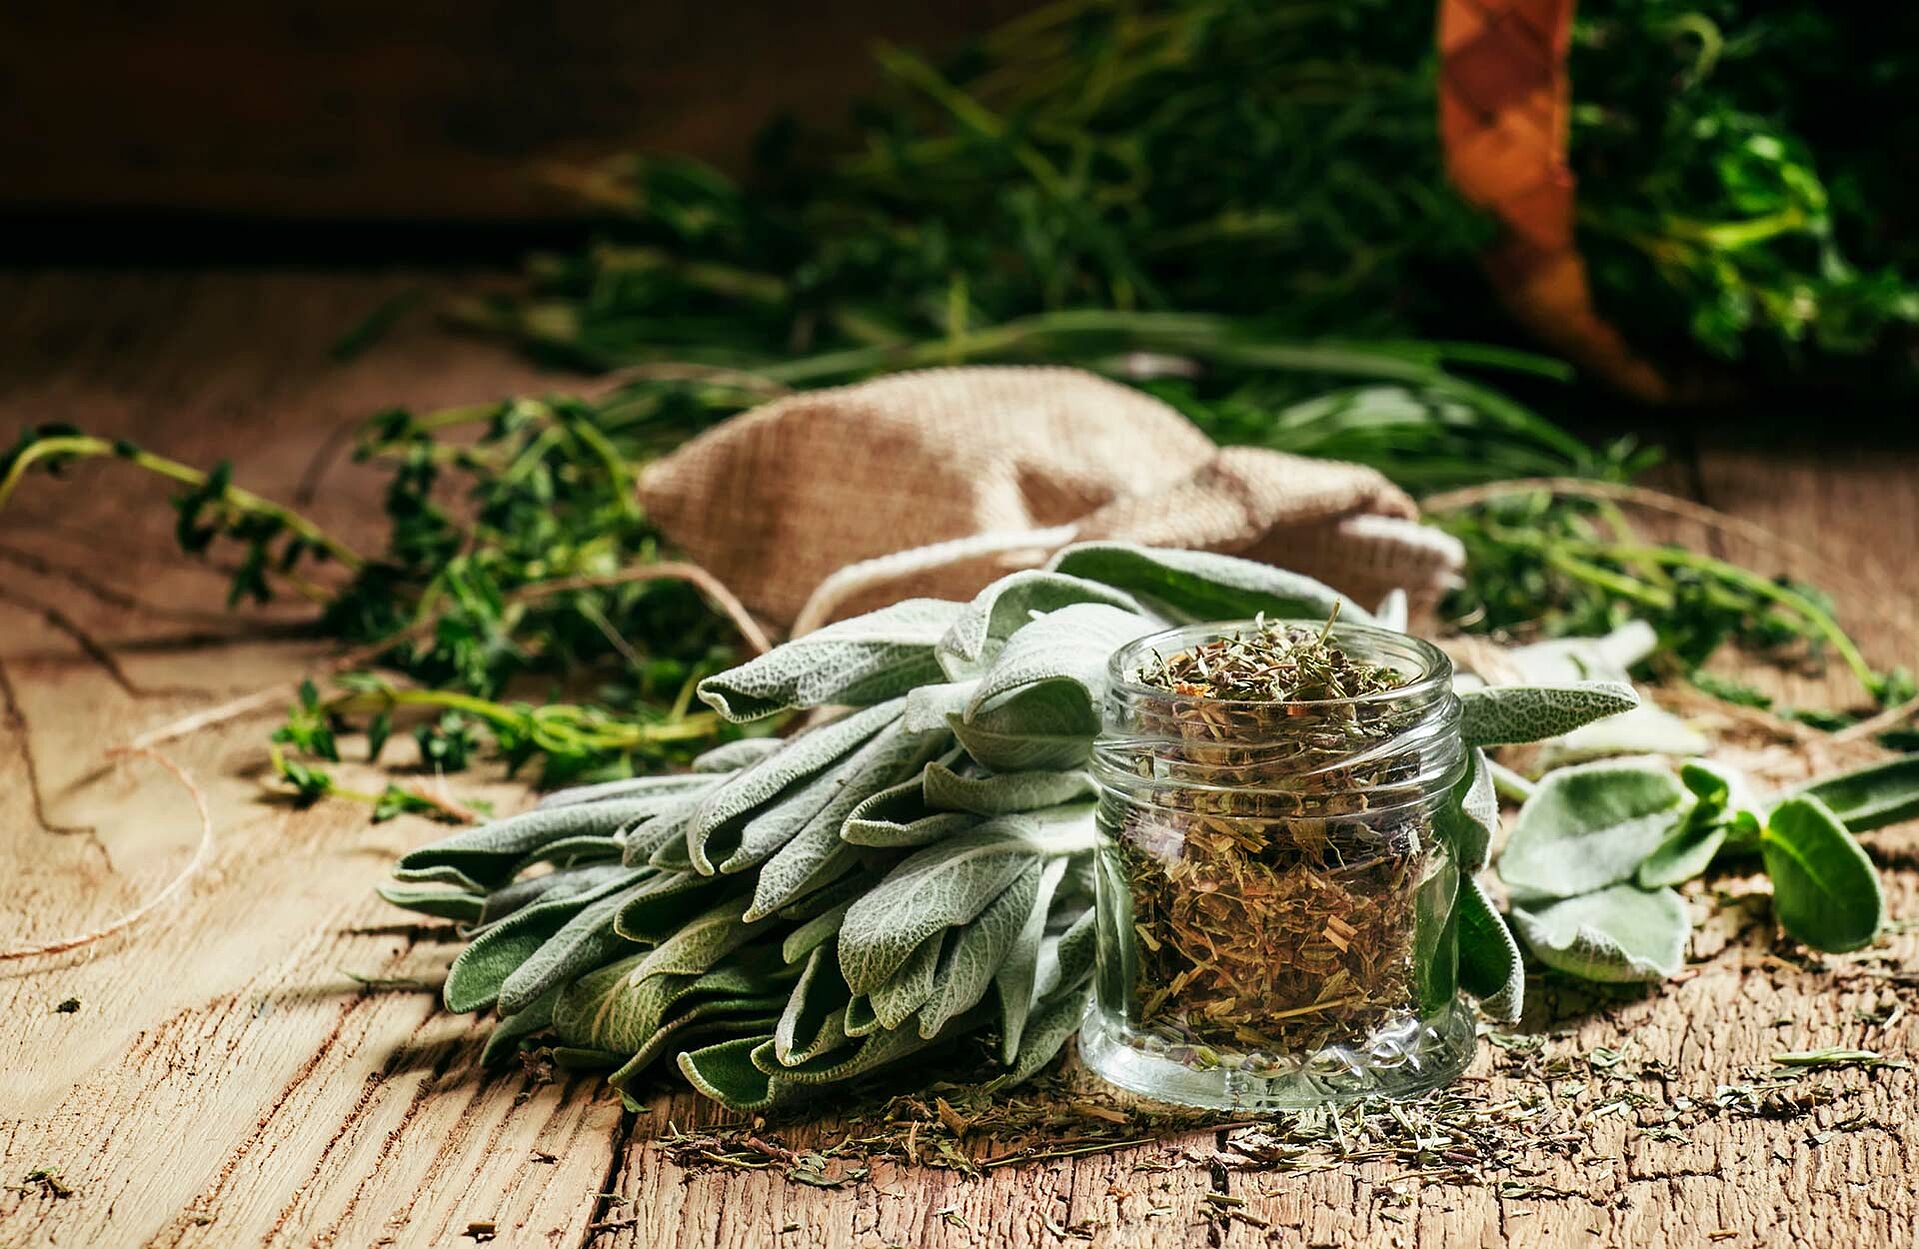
left=2, top=270, right=1915, bottom=1248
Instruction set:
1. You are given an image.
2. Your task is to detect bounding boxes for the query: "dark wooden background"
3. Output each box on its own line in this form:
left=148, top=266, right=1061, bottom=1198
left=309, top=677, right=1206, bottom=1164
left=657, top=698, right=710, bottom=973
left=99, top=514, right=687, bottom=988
left=0, top=1, right=1033, bottom=223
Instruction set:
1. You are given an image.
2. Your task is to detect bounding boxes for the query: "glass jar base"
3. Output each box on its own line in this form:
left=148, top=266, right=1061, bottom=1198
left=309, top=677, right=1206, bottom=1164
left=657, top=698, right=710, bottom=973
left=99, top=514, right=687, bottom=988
left=1078, top=998, right=1476, bottom=1111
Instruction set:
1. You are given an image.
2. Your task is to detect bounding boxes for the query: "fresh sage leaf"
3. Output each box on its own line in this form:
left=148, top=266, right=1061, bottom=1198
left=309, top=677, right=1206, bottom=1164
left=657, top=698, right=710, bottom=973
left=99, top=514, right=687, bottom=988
left=1434, top=748, right=1498, bottom=874
left=782, top=899, right=854, bottom=964
left=535, top=772, right=719, bottom=811
left=698, top=599, right=959, bottom=720
left=497, top=879, right=647, bottom=1015
left=375, top=882, right=483, bottom=923
left=987, top=981, right=1092, bottom=1089
left=1636, top=823, right=1728, bottom=889
left=948, top=712, right=1096, bottom=773
left=962, top=602, right=1154, bottom=739
left=684, top=699, right=903, bottom=868
left=1046, top=542, right=1368, bottom=625
left=1761, top=796, right=1885, bottom=953
left=902, top=682, right=976, bottom=733
left=1458, top=681, right=1639, bottom=748
left=869, top=931, right=944, bottom=1030
left=774, top=944, right=857, bottom=1066
left=1498, top=760, right=1687, bottom=900
left=472, top=862, right=634, bottom=932
left=625, top=893, right=771, bottom=984
left=841, top=773, right=978, bottom=847
left=691, top=737, right=784, bottom=773
left=1511, top=884, right=1689, bottom=983
left=1455, top=876, right=1523, bottom=1022
left=480, top=985, right=559, bottom=1068
left=839, top=806, right=1095, bottom=995
left=921, top=760, right=1097, bottom=815
left=993, top=856, right=1073, bottom=1061
left=916, top=860, right=1043, bottom=1039
left=444, top=869, right=643, bottom=1013
left=1535, top=701, right=1709, bottom=769
left=936, top=570, right=1148, bottom=676
left=397, top=797, right=671, bottom=890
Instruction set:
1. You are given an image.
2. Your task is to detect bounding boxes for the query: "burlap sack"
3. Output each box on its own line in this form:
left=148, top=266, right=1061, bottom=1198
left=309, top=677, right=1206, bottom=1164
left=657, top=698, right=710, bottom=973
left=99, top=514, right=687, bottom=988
left=640, top=366, right=1463, bottom=633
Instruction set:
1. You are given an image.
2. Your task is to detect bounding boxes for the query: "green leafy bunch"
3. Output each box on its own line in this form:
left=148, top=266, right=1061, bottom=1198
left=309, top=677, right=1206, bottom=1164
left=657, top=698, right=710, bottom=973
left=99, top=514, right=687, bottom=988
left=1573, top=0, right=1919, bottom=369
left=382, top=543, right=1650, bottom=1109
left=460, top=0, right=1651, bottom=493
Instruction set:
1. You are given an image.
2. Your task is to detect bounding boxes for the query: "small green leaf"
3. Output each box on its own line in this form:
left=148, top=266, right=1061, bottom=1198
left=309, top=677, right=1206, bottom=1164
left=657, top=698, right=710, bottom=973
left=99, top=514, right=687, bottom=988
left=1761, top=796, right=1884, bottom=953
left=1636, top=822, right=1728, bottom=889
left=1511, top=884, right=1689, bottom=983
left=1459, top=681, right=1639, bottom=747
left=697, top=599, right=959, bottom=720
left=1498, top=760, right=1687, bottom=899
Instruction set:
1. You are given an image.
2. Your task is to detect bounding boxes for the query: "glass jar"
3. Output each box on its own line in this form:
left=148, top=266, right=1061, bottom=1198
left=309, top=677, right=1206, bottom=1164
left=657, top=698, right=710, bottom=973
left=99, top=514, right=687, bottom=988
left=1080, top=619, right=1472, bottom=1110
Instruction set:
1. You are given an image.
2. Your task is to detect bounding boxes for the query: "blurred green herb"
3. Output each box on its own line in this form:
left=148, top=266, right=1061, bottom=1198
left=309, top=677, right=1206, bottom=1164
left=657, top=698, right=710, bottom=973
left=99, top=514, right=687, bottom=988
left=1432, top=488, right=1904, bottom=710
left=1573, top=1, right=1919, bottom=371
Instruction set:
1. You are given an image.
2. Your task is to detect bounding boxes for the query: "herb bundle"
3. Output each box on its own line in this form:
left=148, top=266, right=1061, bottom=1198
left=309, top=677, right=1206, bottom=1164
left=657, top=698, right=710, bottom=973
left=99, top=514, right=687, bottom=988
left=381, top=544, right=1669, bottom=1109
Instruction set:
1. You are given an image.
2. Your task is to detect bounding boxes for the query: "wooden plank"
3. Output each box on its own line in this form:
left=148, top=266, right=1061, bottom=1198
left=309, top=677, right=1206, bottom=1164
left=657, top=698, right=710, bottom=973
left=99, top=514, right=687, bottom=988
left=1, top=272, right=1915, bottom=1249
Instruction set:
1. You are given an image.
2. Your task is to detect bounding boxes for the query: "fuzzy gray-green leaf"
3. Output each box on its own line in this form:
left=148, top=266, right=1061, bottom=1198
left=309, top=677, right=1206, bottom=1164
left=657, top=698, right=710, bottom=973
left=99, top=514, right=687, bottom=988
left=1456, top=877, right=1523, bottom=1021
left=922, top=761, right=1097, bottom=815
left=993, top=856, right=1072, bottom=1061
left=1498, top=760, right=1687, bottom=900
left=1046, top=542, right=1368, bottom=625
left=1459, top=681, right=1639, bottom=747
left=839, top=806, right=1095, bottom=995
left=937, top=570, right=1148, bottom=675
left=962, top=602, right=1153, bottom=737
left=444, top=869, right=642, bottom=1013
left=870, top=932, right=944, bottom=1030
left=398, top=797, right=671, bottom=889
left=1793, top=754, right=1919, bottom=834
left=773, top=944, right=856, bottom=1066
left=684, top=699, right=903, bottom=870
left=698, top=599, right=959, bottom=720
left=497, top=879, right=646, bottom=1014
left=1512, top=884, right=1689, bottom=982
left=1434, top=748, right=1498, bottom=875
left=917, top=860, right=1043, bottom=1038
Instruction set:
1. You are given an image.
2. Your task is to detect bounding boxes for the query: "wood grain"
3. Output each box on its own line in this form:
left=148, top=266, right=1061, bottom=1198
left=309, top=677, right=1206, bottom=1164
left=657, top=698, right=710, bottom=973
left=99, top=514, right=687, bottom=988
left=0, top=272, right=1914, bottom=1249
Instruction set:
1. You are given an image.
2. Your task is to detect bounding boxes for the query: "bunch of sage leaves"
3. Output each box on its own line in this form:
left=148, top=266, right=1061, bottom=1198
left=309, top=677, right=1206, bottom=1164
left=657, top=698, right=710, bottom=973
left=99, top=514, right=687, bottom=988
left=383, top=543, right=1656, bottom=1109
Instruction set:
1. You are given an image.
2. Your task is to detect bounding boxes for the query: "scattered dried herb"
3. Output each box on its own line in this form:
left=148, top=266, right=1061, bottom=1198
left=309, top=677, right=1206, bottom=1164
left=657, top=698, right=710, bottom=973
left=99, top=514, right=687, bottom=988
left=53, top=998, right=79, bottom=1014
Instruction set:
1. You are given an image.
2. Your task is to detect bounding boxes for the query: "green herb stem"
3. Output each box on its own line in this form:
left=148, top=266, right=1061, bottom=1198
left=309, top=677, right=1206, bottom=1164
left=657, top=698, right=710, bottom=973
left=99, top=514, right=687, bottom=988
left=0, top=434, right=364, bottom=568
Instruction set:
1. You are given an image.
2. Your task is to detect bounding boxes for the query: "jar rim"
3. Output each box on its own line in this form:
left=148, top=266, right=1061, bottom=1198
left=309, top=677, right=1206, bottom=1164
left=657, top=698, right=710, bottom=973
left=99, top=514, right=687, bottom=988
left=1105, top=617, right=1454, bottom=710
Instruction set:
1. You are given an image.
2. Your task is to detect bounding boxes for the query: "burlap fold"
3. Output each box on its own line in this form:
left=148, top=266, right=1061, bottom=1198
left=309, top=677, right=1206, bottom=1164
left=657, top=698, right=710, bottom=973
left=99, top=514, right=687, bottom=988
left=639, top=366, right=1462, bottom=631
